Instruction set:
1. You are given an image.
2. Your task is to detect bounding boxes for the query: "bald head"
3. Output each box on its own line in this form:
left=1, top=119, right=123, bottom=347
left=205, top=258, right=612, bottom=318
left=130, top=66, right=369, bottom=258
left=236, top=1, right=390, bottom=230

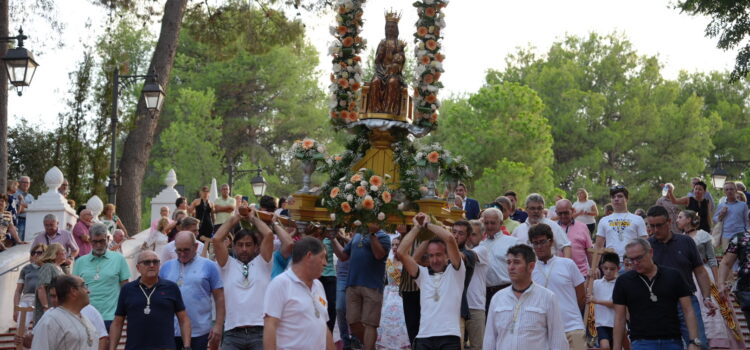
left=555, top=199, right=574, bottom=225
left=174, top=231, right=198, bottom=263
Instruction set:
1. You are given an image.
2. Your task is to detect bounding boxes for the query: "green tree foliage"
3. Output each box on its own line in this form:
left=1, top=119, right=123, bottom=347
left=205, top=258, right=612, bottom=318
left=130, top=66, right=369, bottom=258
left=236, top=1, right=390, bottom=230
left=7, top=119, right=57, bottom=195
left=145, top=2, right=330, bottom=199
left=428, top=82, right=555, bottom=203
left=151, top=88, right=224, bottom=196
left=488, top=33, right=716, bottom=207
left=675, top=0, right=750, bottom=81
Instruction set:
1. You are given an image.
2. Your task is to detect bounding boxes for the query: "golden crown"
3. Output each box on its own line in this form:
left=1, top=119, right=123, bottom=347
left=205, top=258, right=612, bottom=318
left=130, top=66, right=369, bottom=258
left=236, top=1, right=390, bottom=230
left=385, top=10, right=401, bottom=23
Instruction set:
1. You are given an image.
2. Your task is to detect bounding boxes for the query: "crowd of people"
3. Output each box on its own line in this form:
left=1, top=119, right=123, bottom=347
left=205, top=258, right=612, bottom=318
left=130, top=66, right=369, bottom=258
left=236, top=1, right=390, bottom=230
left=8, top=177, right=750, bottom=350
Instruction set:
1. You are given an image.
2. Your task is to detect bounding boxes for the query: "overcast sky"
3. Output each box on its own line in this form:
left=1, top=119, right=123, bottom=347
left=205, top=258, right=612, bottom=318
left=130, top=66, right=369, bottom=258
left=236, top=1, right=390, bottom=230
left=7, top=0, right=736, bottom=130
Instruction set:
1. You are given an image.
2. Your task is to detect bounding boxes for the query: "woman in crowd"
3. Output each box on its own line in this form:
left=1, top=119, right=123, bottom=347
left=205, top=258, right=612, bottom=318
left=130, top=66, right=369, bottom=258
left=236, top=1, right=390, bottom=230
left=166, top=210, right=188, bottom=242
left=13, top=243, right=46, bottom=327
left=572, top=188, right=598, bottom=234
left=34, top=242, right=66, bottom=323
left=142, top=217, right=169, bottom=252
left=671, top=181, right=712, bottom=232
left=376, top=236, right=411, bottom=350
left=190, top=186, right=214, bottom=240
left=678, top=209, right=744, bottom=349
left=100, top=203, right=129, bottom=238
left=0, top=194, right=24, bottom=250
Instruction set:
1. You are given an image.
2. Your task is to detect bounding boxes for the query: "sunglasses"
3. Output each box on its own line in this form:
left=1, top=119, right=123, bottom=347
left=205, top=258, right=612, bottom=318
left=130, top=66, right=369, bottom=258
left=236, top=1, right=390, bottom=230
left=138, top=259, right=161, bottom=266
left=31, top=250, right=44, bottom=256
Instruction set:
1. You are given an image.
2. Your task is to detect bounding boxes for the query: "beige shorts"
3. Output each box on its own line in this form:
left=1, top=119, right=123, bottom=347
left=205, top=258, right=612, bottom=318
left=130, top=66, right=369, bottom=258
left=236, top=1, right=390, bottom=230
left=346, top=285, right=384, bottom=327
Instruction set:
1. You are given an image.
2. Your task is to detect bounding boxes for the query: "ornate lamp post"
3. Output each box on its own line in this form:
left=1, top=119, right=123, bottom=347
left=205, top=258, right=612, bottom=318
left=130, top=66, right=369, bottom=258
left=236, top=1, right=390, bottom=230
left=711, top=160, right=750, bottom=190
left=107, top=68, right=166, bottom=204
left=1, top=28, right=38, bottom=96
left=226, top=164, right=267, bottom=197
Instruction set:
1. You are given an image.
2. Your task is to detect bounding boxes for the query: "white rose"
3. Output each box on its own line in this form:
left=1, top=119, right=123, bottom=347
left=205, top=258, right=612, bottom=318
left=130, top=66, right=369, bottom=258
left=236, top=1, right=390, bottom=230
left=359, top=168, right=367, bottom=172
left=346, top=194, right=353, bottom=201
left=330, top=213, right=337, bottom=220
left=345, top=184, right=353, bottom=190
left=333, top=64, right=342, bottom=73
left=370, top=185, right=379, bottom=192
left=354, top=220, right=362, bottom=226
left=360, top=181, right=368, bottom=186
left=397, top=203, right=405, bottom=210
left=317, top=145, right=326, bottom=153
left=378, top=212, right=386, bottom=221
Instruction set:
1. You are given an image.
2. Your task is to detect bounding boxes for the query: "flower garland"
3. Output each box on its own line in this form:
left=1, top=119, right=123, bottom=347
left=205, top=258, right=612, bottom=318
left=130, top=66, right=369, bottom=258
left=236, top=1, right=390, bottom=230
left=328, top=0, right=367, bottom=129
left=412, top=0, right=448, bottom=129
left=442, top=155, right=472, bottom=183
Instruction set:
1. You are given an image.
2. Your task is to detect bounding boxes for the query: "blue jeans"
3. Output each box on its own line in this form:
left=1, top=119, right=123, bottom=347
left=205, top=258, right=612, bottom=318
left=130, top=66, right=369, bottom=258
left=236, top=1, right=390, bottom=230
left=631, top=338, right=682, bottom=350
left=677, top=294, right=708, bottom=350
left=221, top=327, right=263, bottom=350
left=175, top=333, right=209, bottom=350
left=17, top=217, right=25, bottom=241
left=336, top=277, right=351, bottom=348
left=734, top=290, right=750, bottom=331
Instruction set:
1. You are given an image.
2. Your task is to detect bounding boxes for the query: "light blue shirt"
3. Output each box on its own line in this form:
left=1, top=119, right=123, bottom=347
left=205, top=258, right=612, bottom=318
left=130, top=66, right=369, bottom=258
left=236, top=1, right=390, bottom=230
left=714, top=201, right=749, bottom=237
left=160, top=256, right=223, bottom=337
left=271, top=250, right=291, bottom=279
left=14, top=190, right=33, bottom=218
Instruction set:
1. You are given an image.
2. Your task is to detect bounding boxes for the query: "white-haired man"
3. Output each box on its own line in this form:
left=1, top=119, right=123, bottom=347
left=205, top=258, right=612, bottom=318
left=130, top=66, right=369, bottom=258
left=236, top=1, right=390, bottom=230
left=511, top=193, right=572, bottom=258
left=478, top=207, right=519, bottom=312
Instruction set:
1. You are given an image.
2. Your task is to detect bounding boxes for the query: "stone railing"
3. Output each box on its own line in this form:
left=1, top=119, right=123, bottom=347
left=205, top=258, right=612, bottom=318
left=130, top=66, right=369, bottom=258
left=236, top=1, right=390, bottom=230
left=0, top=228, right=151, bottom=332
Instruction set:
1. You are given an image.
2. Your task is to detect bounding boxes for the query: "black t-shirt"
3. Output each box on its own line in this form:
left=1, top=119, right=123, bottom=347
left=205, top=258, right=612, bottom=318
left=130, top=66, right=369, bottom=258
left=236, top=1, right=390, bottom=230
left=612, top=265, right=691, bottom=340
left=115, top=278, right=186, bottom=350
left=649, top=234, right=703, bottom=293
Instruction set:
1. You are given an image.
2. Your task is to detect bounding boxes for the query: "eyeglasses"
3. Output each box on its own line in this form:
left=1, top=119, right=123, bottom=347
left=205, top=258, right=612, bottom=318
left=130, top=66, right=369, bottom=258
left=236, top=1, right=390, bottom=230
left=647, top=222, right=666, bottom=229
left=91, top=239, right=107, bottom=245
left=31, top=250, right=44, bottom=256
left=624, top=254, right=646, bottom=264
left=526, top=206, right=544, bottom=212
left=556, top=211, right=570, bottom=215
left=530, top=239, right=551, bottom=247
left=138, top=259, right=161, bottom=266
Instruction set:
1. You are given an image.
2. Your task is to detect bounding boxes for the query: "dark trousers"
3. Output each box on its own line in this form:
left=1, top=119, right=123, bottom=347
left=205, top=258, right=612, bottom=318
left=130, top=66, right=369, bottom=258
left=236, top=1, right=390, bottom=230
left=175, top=333, right=209, bottom=350
left=401, top=290, right=421, bottom=345
left=485, top=284, right=509, bottom=313
left=319, top=276, right=337, bottom=331
left=414, top=335, right=461, bottom=350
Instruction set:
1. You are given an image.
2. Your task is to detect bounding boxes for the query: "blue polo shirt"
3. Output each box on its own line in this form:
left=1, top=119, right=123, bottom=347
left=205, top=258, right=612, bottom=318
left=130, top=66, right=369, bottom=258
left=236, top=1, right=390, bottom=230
left=160, top=256, right=223, bottom=337
left=115, top=277, right=185, bottom=350
left=343, top=231, right=390, bottom=290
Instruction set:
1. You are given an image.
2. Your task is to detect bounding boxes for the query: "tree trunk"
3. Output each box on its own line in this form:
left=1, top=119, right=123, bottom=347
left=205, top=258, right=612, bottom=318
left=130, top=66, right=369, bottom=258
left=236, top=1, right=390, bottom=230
left=116, top=0, right=187, bottom=236
left=0, top=0, right=9, bottom=194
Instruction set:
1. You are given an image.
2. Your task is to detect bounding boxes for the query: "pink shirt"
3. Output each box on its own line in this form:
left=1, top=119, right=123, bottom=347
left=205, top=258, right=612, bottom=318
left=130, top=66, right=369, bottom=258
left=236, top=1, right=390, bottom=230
left=72, top=221, right=92, bottom=257
left=558, top=220, right=592, bottom=276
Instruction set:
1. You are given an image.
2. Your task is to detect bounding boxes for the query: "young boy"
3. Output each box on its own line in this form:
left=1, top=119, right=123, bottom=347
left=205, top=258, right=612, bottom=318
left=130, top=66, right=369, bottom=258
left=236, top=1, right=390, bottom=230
left=590, top=252, right=619, bottom=349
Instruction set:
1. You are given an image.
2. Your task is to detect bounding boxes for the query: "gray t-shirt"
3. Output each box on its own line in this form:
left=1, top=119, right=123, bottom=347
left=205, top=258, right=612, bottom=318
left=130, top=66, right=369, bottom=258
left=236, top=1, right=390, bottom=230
left=34, top=263, right=63, bottom=323
left=17, top=263, right=40, bottom=295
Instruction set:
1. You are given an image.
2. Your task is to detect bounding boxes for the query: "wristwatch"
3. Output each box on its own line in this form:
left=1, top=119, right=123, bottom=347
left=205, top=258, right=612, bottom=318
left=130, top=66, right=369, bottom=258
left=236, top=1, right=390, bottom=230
left=689, top=338, right=702, bottom=346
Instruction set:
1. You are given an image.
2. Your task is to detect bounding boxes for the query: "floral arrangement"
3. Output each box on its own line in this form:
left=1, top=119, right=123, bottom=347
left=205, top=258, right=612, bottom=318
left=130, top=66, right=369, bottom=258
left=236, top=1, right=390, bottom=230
left=328, top=0, right=367, bottom=129
left=415, top=143, right=447, bottom=168
left=322, top=168, right=401, bottom=229
left=412, top=0, right=448, bottom=129
left=290, top=138, right=327, bottom=162
left=442, top=155, right=472, bottom=182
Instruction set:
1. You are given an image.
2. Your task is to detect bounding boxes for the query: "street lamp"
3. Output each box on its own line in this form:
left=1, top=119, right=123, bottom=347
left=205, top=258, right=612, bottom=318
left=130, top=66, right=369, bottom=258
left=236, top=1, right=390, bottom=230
left=107, top=67, right=166, bottom=204
left=250, top=169, right=267, bottom=197
left=710, top=160, right=750, bottom=190
left=1, top=28, right=38, bottom=96
left=711, top=167, right=728, bottom=190
left=226, top=164, right=268, bottom=197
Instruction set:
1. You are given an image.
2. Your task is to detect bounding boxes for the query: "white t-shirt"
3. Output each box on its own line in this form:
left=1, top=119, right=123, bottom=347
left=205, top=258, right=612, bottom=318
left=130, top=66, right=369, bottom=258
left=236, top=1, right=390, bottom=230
left=512, top=219, right=572, bottom=255
left=263, top=269, right=329, bottom=350
left=596, top=212, right=648, bottom=259
left=479, top=235, right=520, bottom=287
left=221, top=255, right=273, bottom=329
left=572, top=200, right=597, bottom=225
left=415, top=260, right=466, bottom=339
left=531, top=256, right=585, bottom=332
left=593, top=278, right=616, bottom=328
left=159, top=240, right=205, bottom=262
left=466, top=245, right=489, bottom=310
left=81, top=305, right=108, bottom=339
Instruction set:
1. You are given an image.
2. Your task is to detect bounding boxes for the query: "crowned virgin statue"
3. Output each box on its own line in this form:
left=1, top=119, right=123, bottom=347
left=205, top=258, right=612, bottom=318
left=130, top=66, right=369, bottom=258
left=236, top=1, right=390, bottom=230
left=367, top=12, right=407, bottom=116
